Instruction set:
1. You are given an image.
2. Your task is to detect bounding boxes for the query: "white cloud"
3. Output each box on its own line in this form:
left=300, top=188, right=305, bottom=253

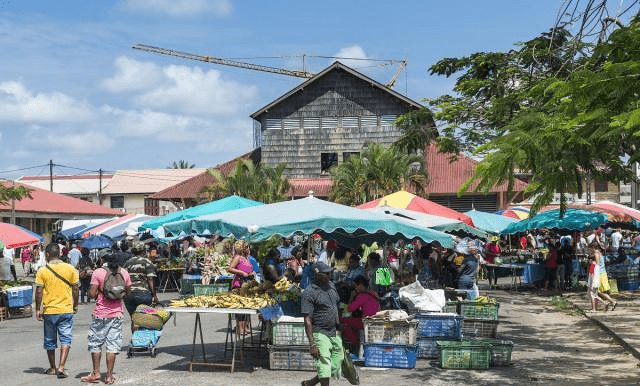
left=134, top=64, right=258, bottom=116
left=0, top=81, right=93, bottom=123
left=102, top=56, right=166, bottom=93
left=44, top=130, right=116, bottom=156
left=333, top=45, right=373, bottom=69
left=124, top=0, right=232, bottom=17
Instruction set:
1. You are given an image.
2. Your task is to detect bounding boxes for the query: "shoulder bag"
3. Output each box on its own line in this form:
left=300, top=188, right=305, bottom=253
left=45, top=264, right=74, bottom=288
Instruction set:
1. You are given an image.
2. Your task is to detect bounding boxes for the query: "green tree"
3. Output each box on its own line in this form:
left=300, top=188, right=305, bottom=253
left=392, top=108, right=438, bottom=155
left=0, top=184, right=32, bottom=206
left=168, top=160, right=195, bottom=169
left=328, top=142, right=426, bottom=206
left=198, top=159, right=289, bottom=204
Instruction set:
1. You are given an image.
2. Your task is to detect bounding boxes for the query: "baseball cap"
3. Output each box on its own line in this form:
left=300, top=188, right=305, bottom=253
left=313, top=262, right=333, bottom=274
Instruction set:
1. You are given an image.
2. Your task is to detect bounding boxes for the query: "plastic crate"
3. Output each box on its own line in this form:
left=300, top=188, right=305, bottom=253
left=437, top=340, right=491, bottom=369
left=416, top=337, right=447, bottom=359
left=271, top=321, right=309, bottom=345
left=414, top=312, right=463, bottom=339
left=462, top=318, right=499, bottom=338
left=616, top=279, right=639, bottom=291
left=268, top=345, right=315, bottom=371
left=180, top=278, right=199, bottom=295
left=459, top=301, right=499, bottom=320
left=443, top=301, right=458, bottom=314
left=469, top=338, right=514, bottom=366
left=193, top=283, right=229, bottom=296
left=7, top=285, right=33, bottom=308
left=363, top=318, right=419, bottom=345
left=363, top=343, right=417, bottom=369
left=8, top=304, right=32, bottom=319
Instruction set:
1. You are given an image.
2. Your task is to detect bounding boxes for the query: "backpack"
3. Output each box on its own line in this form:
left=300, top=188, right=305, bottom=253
left=102, top=267, right=127, bottom=300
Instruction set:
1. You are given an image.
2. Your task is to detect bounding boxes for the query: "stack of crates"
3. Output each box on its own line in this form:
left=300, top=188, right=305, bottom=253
left=413, top=312, right=463, bottom=359
left=362, top=318, right=419, bottom=368
left=609, top=264, right=639, bottom=291
left=459, top=301, right=500, bottom=338
left=267, top=318, right=314, bottom=371
left=6, top=285, right=33, bottom=318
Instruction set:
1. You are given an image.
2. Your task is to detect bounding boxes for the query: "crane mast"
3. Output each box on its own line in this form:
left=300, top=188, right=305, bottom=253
left=132, top=43, right=315, bottom=79
left=132, top=43, right=406, bottom=88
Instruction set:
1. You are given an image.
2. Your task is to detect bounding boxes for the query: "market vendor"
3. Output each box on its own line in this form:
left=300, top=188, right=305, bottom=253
left=228, top=240, right=255, bottom=335
left=263, top=247, right=285, bottom=283
left=0, top=244, right=18, bottom=285
left=484, top=236, right=501, bottom=288
left=339, top=275, right=380, bottom=350
left=456, top=241, right=479, bottom=292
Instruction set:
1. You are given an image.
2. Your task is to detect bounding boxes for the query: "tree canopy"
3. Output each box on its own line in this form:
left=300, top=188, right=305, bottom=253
left=427, top=14, right=640, bottom=215
left=0, top=184, right=33, bottom=207
left=198, top=159, right=290, bottom=204
left=168, top=160, right=195, bottom=169
left=328, top=142, right=426, bottom=206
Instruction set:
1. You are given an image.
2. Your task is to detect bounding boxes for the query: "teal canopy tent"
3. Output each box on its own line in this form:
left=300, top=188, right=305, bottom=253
left=162, top=195, right=454, bottom=249
left=464, top=210, right=518, bottom=235
left=501, top=208, right=609, bottom=234
left=139, top=196, right=263, bottom=231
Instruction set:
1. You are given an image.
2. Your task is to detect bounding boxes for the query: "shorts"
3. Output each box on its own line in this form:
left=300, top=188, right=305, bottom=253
left=313, top=332, right=343, bottom=379
left=88, top=316, right=123, bottom=353
left=43, top=313, right=74, bottom=350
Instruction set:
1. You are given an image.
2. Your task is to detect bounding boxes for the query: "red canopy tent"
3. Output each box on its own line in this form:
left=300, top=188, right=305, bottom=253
left=357, top=190, right=475, bottom=227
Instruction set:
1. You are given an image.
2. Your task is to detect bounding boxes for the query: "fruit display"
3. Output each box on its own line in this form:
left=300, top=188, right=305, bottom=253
left=474, top=296, right=496, bottom=304
left=1, top=280, right=32, bottom=291
left=168, top=293, right=277, bottom=309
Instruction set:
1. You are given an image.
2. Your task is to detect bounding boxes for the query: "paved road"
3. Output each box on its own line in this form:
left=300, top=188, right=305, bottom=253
left=2, top=270, right=639, bottom=385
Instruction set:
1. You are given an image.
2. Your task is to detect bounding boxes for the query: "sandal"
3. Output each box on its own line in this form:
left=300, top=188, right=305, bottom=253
left=612, top=302, right=618, bottom=311
left=56, top=369, right=69, bottom=379
left=104, top=377, right=116, bottom=385
left=44, top=368, right=57, bottom=375
left=80, top=373, right=101, bottom=383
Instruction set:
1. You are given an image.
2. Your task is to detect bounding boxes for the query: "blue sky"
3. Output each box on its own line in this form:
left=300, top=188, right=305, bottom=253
left=1, top=0, right=574, bottom=180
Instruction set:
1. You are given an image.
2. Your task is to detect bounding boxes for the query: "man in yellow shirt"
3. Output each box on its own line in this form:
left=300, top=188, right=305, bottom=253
left=35, top=243, right=79, bottom=378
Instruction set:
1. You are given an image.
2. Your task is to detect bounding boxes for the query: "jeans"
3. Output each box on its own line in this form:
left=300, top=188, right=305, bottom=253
left=80, top=277, right=91, bottom=303
left=43, top=313, right=74, bottom=350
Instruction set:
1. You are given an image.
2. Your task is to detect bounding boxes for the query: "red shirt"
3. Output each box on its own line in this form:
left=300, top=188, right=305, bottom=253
left=348, top=290, right=380, bottom=317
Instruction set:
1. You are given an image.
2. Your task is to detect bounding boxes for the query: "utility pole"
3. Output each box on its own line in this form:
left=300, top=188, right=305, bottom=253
left=99, top=168, right=103, bottom=205
left=49, top=159, right=54, bottom=192
left=10, top=180, right=16, bottom=225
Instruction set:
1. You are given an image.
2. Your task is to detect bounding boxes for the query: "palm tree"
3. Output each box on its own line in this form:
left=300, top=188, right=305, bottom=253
left=168, top=160, right=195, bottom=169
left=329, top=142, right=426, bottom=206
left=198, top=159, right=289, bottom=204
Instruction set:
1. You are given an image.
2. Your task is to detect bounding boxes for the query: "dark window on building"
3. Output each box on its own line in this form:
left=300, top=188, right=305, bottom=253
left=343, top=152, right=359, bottom=162
left=110, top=195, right=124, bottom=209
left=594, top=179, right=608, bottom=192
left=321, top=153, right=338, bottom=172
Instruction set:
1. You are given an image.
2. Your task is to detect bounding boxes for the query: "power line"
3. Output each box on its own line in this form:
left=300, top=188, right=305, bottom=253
left=0, top=164, right=50, bottom=175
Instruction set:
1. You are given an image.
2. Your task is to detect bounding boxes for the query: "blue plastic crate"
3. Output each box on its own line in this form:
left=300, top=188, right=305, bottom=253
left=7, top=286, right=33, bottom=308
left=260, top=304, right=284, bottom=321
left=414, top=313, right=463, bottom=338
left=363, top=343, right=417, bottom=369
left=617, top=279, right=639, bottom=291
left=416, top=337, right=439, bottom=359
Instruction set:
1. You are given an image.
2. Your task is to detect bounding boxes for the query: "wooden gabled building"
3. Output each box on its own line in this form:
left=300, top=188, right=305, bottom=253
left=251, top=61, right=423, bottom=179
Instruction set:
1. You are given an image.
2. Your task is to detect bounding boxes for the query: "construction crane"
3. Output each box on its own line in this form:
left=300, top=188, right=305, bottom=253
left=132, top=43, right=406, bottom=88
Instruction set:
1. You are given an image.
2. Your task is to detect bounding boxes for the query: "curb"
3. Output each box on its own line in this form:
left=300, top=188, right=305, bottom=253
left=569, top=300, right=640, bottom=361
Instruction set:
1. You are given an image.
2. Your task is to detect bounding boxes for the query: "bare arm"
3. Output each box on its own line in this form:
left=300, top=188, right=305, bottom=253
left=304, top=315, right=319, bottom=358
left=88, top=283, right=99, bottom=299
left=72, top=284, right=79, bottom=312
left=35, top=286, right=44, bottom=321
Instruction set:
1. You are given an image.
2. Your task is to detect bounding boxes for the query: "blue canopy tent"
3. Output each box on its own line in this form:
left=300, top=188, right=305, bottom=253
left=139, top=196, right=263, bottom=232
left=79, top=234, right=114, bottom=249
left=162, top=195, right=455, bottom=249
left=464, top=210, right=518, bottom=235
left=501, top=208, right=609, bottom=234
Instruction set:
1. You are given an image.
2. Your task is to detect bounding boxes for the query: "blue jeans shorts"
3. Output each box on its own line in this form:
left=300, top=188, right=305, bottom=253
left=43, top=313, right=74, bottom=350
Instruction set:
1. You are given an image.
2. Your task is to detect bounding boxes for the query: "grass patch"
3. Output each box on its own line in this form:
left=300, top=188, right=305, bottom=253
left=550, top=296, right=572, bottom=310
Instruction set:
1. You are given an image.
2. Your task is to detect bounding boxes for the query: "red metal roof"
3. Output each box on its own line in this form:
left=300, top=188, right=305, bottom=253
left=150, top=156, right=246, bottom=200
left=0, top=182, right=126, bottom=216
left=289, top=178, right=333, bottom=197
left=424, top=143, right=528, bottom=194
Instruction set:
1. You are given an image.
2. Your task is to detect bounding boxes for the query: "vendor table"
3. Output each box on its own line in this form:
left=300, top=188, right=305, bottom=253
left=157, top=268, right=183, bottom=293
left=165, top=307, right=259, bottom=372
left=487, top=263, right=545, bottom=291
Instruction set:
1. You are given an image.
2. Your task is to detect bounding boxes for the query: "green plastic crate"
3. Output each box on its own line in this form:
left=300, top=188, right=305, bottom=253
left=437, top=340, right=491, bottom=369
left=459, top=301, right=499, bottom=320
left=470, top=339, right=513, bottom=366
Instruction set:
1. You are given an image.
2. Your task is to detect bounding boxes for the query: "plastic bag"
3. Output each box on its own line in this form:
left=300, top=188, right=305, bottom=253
left=375, top=268, right=392, bottom=286
left=341, top=349, right=360, bottom=385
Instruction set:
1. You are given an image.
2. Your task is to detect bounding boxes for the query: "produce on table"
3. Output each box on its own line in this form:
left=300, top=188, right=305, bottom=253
left=168, top=293, right=277, bottom=309
left=1, top=280, right=32, bottom=291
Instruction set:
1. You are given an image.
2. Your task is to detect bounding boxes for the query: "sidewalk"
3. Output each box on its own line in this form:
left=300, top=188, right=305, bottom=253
left=564, top=290, right=640, bottom=360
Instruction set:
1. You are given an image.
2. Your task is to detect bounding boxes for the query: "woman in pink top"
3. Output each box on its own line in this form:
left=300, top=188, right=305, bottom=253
left=339, top=275, right=380, bottom=350
left=227, top=240, right=254, bottom=334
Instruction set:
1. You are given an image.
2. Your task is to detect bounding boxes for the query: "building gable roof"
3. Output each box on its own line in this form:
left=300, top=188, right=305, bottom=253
left=0, top=181, right=125, bottom=216
left=16, top=174, right=112, bottom=195
left=251, top=61, right=423, bottom=120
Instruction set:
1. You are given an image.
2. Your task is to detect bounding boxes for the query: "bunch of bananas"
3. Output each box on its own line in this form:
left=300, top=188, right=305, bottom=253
left=169, top=292, right=276, bottom=309
left=274, top=277, right=292, bottom=290
left=474, top=296, right=496, bottom=304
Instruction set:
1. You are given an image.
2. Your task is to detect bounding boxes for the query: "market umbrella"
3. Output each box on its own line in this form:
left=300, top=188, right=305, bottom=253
left=357, top=190, right=475, bottom=226
left=502, top=208, right=609, bottom=234
left=162, top=194, right=455, bottom=249
left=79, top=234, right=114, bottom=249
left=464, top=209, right=518, bottom=234
left=495, top=208, right=530, bottom=220
left=366, top=206, right=487, bottom=238
left=0, top=223, right=43, bottom=248
left=98, top=214, right=156, bottom=239
left=82, top=214, right=136, bottom=238
left=590, top=201, right=640, bottom=222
